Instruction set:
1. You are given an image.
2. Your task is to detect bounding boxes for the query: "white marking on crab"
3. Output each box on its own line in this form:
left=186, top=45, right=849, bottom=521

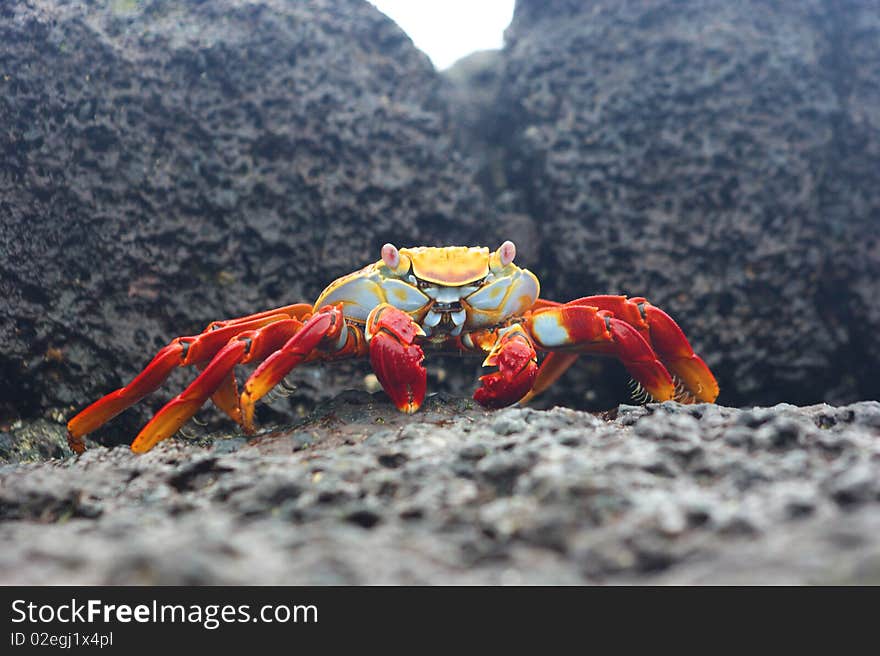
left=466, top=276, right=512, bottom=311
left=333, top=324, right=349, bottom=350
left=319, top=280, right=385, bottom=321
left=500, top=270, right=540, bottom=317
left=382, top=279, right=431, bottom=312
left=318, top=276, right=429, bottom=321
left=531, top=313, right=571, bottom=347
left=450, top=309, right=466, bottom=326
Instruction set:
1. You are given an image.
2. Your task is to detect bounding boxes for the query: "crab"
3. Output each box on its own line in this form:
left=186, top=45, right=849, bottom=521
left=67, top=241, right=719, bottom=454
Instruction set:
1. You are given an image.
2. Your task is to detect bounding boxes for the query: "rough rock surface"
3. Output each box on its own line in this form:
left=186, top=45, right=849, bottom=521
left=4, top=0, right=878, bottom=434
left=0, top=0, right=493, bottom=437
left=3, top=0, right=879, bottom=587
left=450, top=0, right=880, bottom=410
left=1, top=394, right=878, bottom=584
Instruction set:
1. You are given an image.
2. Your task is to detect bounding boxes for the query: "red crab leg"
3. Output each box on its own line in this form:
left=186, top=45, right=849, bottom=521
left=204, top=307, right=335, bottom=423
left=130, top=318, right=303, bottom=453
left=66, top=306, right=309, bottom=453
left=472, top=323, right=538, bottom=409
left=525, top=296, right=717, bottom=403
left=197, top=303, right=315, bottom=423
left=524, top=303, right=676, bottom=402
left=628, top=297, right=719, bottom=402
left=366, top=304, right=427, bottom=413
left=240, top=305, right=346, bottom=432
left=203, top=303, right=314, bottom=330
left=527, top=298, right=563, bottom=311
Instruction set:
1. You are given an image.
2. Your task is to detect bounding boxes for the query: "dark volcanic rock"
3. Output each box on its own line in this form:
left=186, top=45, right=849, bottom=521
left=5, top=0, right=878, bottom=445
left=0, top=417, right=70, bottom=464
left=0, top=395, right=878, bottom=584
left=2, top=0, right=879, bottom=586
left=0, top=0, right=492, bottom=437
left=466, top=0, right=880, bottom=409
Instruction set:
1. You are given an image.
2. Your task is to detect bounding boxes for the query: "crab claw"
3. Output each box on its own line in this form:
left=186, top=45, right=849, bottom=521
left=367, top=304, right=427, bottom=413
left=473, top=325, right=538, bottom=409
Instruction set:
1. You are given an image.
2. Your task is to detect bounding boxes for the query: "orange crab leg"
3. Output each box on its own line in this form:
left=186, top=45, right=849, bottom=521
left=207, top=316, right=318, bottom=425
left=240, top=306, right=346, bottom=432
left=66, top=305, right=312, bottom=453
left=366, top=304, right=427, bottom=413
left=524, top=303, right=676, bottom=402
left=129, top=318, right=304, bottom=453
left=209, top=371, right=243, bottom=425
left=520, top=351, right=580, bottom=404
left=67, top=341, right=185, bottom=453
left=130, top=337, right=250, bottom=453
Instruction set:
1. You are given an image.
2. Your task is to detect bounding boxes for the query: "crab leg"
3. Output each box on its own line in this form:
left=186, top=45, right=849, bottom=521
left=201, top=303, right=313, bottom=331
left=523, top=296, right=718, bottom=404
left=366, top=304, right=427, bottom=413
left=205, top=310, right=317, bottom=424
left=472, top=323, right=538, bottom=409
left=66, top=307, right=311, bottom=453
left=524, top=303, right=676, bottom=402
left=626, top=297, right=719, bottom=402
left=129, top=318, right=303, bottom=453
left=520, top=352, right=580, bottom=405
left=239, top=305, right=346, bottom=432
left=208, top=370, right=244, bottom=425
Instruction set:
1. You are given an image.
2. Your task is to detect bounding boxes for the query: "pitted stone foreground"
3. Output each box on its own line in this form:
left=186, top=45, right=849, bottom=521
left=1, top=393, right=879, bottom=584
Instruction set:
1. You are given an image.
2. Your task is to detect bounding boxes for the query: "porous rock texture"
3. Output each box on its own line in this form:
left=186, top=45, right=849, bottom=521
left=2, top=0, right=880, bottom=586
left=3, top=0, right=879, bottom=432
left=0, top=0, right=494, bottom=437
left=448, top=0, right=880, bottom=410
left=1, top=394, right=879, bottom=584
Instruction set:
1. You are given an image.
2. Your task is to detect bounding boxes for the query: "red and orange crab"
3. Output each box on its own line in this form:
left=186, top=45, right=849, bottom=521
left=67, top=241, right=719, bottom=454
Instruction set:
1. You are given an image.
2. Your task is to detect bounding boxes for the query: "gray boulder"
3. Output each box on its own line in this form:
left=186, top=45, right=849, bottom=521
left=0, top=0, right=491, bottom=440
left=448, top=0, right=880, bottom=409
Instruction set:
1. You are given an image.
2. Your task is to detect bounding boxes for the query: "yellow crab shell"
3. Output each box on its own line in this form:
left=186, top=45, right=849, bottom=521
left=403, top=246, right=490, bottom=285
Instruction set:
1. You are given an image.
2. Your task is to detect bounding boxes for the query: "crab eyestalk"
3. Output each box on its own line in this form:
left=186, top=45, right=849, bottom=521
left=489, top=239, right=517, bottom=272
left=380, top=242, right=412, bottom=277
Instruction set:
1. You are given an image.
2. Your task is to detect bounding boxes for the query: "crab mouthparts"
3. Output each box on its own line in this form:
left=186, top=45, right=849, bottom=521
left=423, top=304, right=467, bottom=336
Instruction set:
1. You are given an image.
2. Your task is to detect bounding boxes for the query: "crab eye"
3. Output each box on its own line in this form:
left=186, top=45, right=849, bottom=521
left=498, top=240, right=516, bottom=266
left=490, top=240, right=517, bottom=272
left=381, top=243, right=400, bottom=269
